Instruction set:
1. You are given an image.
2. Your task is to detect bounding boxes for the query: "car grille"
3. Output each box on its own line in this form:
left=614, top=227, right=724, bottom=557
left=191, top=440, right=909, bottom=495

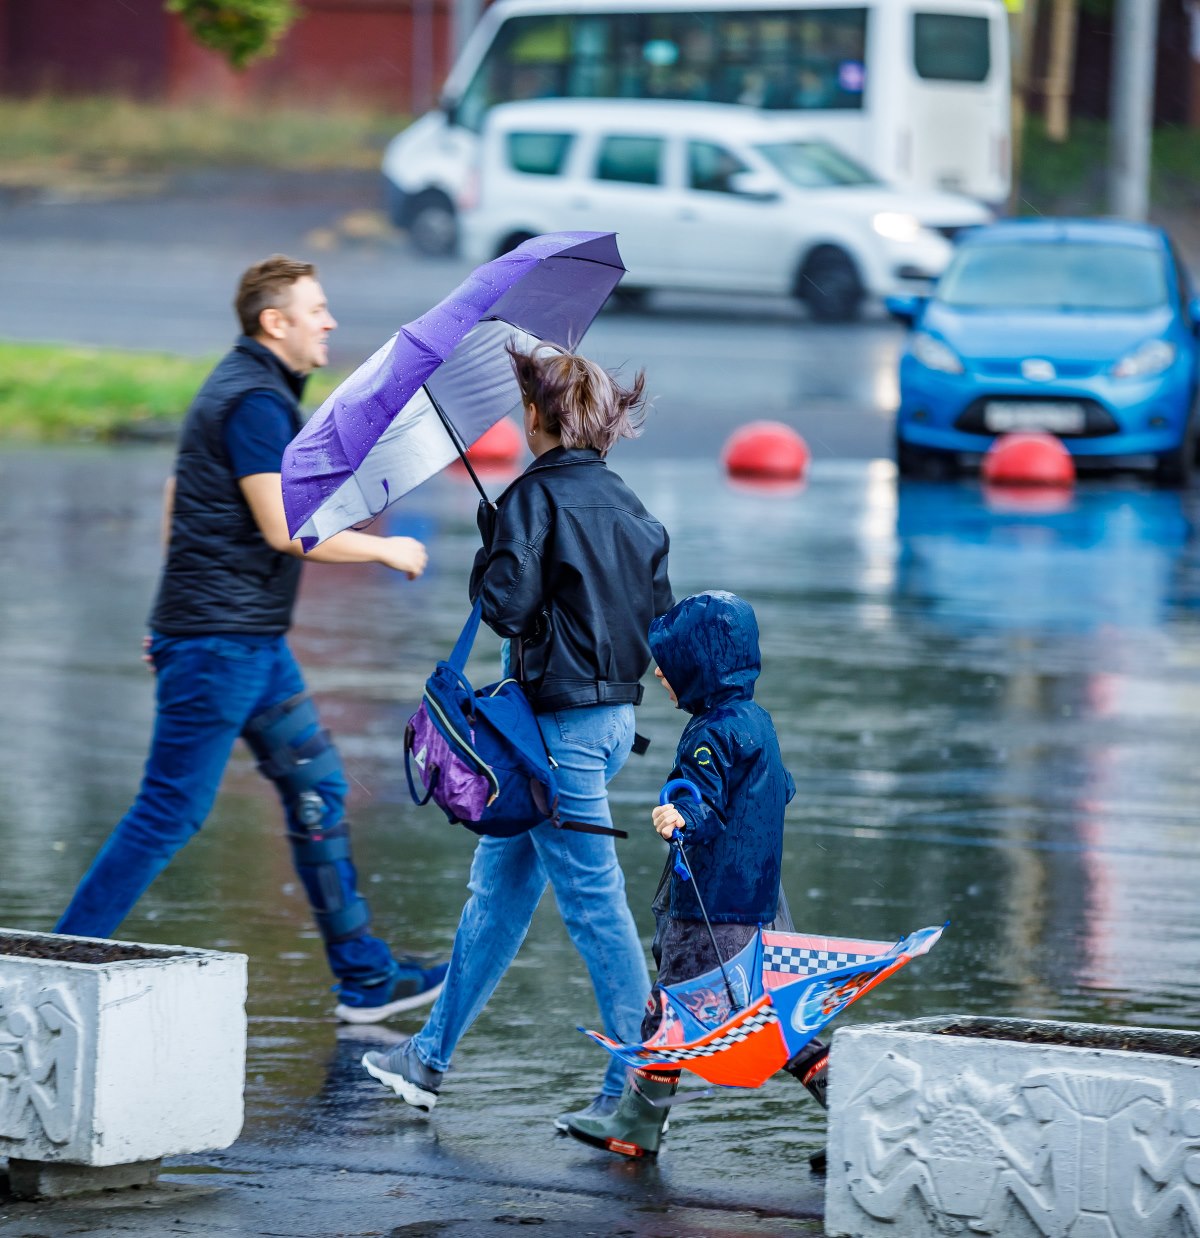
left=955, top=396, right=1120, bottom=438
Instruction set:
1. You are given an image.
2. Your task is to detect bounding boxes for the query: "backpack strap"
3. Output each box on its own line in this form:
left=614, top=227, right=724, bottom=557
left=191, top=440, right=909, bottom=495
left=557, top=819, right=629, bottom=840
left=448, top=599, right=484, bottom=673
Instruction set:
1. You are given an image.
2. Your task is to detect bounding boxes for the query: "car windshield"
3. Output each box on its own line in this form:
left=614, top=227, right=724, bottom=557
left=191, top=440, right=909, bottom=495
left=754, top=140, right=879, bottom=189
left=937, top=241, right=1169, bottom=311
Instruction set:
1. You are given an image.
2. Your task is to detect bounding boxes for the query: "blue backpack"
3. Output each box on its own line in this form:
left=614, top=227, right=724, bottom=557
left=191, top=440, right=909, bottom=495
left=403, top=601, right=626, bottom=839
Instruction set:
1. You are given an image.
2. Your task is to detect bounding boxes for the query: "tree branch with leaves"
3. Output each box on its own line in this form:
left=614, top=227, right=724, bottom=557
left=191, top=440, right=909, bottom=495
left=166, top=0, right=299, bottom=70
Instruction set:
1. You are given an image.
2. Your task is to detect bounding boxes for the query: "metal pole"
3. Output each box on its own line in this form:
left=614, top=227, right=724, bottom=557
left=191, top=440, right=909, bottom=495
left=1108, top=0, right=1160, bottom=220
left=453, top=0, right=485, bottom=59
left=1044, top=0, right=1079, bottom=143
left=1007, top=0, right=1041, bottom=216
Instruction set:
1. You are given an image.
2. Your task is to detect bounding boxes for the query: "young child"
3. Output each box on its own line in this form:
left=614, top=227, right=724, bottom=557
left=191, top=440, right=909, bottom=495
left=565, top=590, right=828, bottom=1159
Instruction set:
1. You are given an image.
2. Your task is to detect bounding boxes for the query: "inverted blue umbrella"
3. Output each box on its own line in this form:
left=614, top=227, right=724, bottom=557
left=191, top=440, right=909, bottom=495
left=282, top=231, right=626, bottom=549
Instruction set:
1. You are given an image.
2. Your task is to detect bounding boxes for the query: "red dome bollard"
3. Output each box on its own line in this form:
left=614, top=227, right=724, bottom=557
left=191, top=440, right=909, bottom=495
left=981, top=432, right=1075, bottom=488
left=722, top=421, right=810, bottom=483
left=450, top=417, right=523, bottom=475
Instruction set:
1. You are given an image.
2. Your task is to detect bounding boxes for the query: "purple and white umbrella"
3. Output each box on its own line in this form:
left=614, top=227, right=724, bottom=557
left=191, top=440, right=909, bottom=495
left=282, top=231, right=626, bottom=549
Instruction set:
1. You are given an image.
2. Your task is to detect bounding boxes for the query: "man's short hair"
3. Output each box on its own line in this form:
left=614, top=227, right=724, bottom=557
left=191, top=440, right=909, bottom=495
left=235, top=255, right=317, bottom=337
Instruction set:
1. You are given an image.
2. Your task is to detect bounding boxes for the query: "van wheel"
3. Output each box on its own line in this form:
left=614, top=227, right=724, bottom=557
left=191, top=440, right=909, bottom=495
left=496, top=231, right=536, bottom=258
left=407, top=191, right=458, bottom=256
left=797, top=246, right=863, bottom=323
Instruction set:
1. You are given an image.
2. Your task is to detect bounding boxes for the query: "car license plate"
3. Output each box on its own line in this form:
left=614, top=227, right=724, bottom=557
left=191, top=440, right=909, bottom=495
left=983, top=402, right=1086, bottom=434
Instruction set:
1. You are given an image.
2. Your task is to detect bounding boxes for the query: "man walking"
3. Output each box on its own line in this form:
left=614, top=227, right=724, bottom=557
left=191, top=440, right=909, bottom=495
left=56, top=255, right=446, bottom=1023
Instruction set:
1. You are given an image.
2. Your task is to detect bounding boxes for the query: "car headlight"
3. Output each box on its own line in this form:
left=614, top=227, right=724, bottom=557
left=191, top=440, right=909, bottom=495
left=911, top=331, right=964, bottom=375
left=1111, top=339, right=1176, bottom=379
left=873, top=212, right=922, bottom=243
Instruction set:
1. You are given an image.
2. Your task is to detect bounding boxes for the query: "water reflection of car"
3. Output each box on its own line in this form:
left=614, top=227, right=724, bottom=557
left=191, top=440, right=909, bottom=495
left=459, top=99, right=991, bottom=321
left=895, top=481, right=1192, bottom=632
left=889, top=220, right=1200, bottom=486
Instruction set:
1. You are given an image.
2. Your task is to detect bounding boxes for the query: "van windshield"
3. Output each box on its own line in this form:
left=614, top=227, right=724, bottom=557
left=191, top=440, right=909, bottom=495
left=755, top=140, right=879, bottom=188
left=456, top=8, right=869, bottom=131
left=937, top=242, right=1170, bottom=312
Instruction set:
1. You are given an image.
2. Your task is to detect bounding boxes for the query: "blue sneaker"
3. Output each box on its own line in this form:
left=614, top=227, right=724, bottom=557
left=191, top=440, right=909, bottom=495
left=334, top=959, right=449, bottom=1024
left=362, top=1038, right=443, bottom=1112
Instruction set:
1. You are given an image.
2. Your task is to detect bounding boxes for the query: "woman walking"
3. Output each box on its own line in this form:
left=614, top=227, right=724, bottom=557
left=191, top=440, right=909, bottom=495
left=363, top=341, right=673, bottom=1130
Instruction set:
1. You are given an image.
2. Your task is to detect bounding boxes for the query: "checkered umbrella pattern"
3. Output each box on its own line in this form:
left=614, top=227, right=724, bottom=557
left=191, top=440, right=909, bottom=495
left=582, top=923, right=945, bottom=1088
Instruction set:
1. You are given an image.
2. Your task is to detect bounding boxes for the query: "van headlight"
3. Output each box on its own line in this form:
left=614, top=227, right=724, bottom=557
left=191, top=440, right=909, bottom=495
left=911, top=331, right=964, bottom=375
left=873, top=212, right=922, bottom=243
left=1111, top=339, right=1176, bottom=379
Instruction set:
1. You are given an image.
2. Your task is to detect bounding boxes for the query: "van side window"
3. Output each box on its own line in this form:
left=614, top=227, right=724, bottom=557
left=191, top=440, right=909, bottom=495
left=594, top=136, right=664, bottom=185
left=506, top=132, right=574, bottom=176
left=688, top=141, right=748, bottom=194
left=913, top=13, right=990, bottom=82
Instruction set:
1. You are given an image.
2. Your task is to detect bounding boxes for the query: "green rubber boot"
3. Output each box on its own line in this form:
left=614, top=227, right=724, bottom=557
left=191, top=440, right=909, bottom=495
left=565, top=1069, right=678, bottom=1158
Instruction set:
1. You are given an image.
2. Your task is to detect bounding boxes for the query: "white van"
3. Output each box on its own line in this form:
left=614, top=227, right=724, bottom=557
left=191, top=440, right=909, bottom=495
left=383, top=0, right=1010, bottom=254
left=459, top=99, right=991, bottom=319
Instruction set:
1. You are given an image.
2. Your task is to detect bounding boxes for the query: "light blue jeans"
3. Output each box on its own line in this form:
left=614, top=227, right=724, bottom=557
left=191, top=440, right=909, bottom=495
left=411, top=702, right=649, bottom=1096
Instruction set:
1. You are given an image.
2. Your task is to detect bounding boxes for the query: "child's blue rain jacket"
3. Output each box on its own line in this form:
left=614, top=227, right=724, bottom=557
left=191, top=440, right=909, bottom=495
left=649, top=591, right=795, bottom=924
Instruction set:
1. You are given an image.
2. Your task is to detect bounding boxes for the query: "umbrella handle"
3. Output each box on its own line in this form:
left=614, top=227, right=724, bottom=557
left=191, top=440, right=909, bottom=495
left=658, top=778, right=702, bottom=807
left=659, top=779, right=700, bottom=879
left=656, top=783, right=741, bottom=1013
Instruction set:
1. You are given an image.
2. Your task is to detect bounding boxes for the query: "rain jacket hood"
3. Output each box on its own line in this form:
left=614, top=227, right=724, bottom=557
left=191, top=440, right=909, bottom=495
left=649, top=591, right=760, bottom=715
left=649, top=592, right=793, bottom=926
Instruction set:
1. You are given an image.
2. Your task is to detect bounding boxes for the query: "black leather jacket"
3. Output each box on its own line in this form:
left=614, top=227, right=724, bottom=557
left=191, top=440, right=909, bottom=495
left=469, top=447, right=674, bottom=712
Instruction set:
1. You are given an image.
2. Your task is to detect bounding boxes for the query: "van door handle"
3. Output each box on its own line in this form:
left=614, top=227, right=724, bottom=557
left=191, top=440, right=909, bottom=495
left=569, top=197, right=591, bottom=209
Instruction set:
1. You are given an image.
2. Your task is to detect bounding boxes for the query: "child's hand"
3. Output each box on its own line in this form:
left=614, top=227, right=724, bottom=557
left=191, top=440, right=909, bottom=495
left=652, top=803, right=685, bottom=841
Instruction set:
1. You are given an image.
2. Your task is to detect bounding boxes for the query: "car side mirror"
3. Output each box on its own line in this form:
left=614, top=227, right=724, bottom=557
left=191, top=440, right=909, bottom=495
left=441, top=95, right=460, bottom=127
left=727, top=171, right=782, bottom=202
left=885, top=294, right=928, bottom=327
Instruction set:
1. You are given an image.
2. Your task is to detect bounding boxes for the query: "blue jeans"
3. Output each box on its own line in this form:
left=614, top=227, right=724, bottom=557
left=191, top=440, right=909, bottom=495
left=412, top=703, right=650, bottom=1096
left=55, top=633, right=394, bottom=986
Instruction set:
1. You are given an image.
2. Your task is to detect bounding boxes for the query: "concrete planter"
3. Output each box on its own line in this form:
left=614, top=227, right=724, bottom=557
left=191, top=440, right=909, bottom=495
left=825, top=1014, right=1200, bottom=1238
left=0, top=929, right=247, bottom=1196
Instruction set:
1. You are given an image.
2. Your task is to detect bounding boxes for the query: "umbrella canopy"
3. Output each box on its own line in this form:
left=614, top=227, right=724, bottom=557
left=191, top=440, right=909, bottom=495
left=282, top=231, right=626, bottom=549
left=582, top=923, right=945, bottom=1089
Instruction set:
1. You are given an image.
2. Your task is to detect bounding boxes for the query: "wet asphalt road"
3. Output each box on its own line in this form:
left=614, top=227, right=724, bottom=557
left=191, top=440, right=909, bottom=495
left=6, top=174, right=1200, bottom=1236
left=0, top=170, right=900, bottom=463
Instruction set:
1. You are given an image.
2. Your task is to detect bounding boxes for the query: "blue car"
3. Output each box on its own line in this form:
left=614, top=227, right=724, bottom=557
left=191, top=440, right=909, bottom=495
left=889, top=219, right=1200, bottom=486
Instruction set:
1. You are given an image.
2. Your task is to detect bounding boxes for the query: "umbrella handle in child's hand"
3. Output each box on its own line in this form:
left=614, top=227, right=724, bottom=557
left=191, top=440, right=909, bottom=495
left=659, top=780, right=700, bottom=879
left=658, top=778, right=702, bottom=807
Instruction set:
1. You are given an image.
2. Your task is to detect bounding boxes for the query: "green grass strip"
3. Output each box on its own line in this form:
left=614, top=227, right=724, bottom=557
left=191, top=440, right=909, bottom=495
left=0, top=341, right=342, bottom=441
left=0, top=96, right=410, bottom=181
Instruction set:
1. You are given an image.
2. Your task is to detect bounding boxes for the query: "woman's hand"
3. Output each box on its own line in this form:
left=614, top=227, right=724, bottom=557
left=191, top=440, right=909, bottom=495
left=652, top=803, right=685, bottom=841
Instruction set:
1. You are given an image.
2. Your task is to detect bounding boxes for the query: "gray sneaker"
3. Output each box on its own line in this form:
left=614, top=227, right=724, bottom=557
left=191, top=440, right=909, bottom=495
left=362, top=1038, right=443, bottom=1112
left=554, top=1093, right=620, bottom=1133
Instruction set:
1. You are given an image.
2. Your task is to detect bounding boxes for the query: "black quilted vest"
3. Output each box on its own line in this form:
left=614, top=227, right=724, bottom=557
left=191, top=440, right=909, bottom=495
left=150, top=337, right=305, bottom=635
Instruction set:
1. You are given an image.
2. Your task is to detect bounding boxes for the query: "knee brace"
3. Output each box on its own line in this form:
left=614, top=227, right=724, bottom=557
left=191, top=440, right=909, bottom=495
left=244, top=693, right=370, bottom=944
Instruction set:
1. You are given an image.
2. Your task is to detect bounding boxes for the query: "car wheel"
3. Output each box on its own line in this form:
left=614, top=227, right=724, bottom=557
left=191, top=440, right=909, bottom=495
left=496, top=231, right=536, bottom=258
left=407, top=191, right=458, bottom=256
left=895, top=429, right=953, bottom=480
left=1153, top=409, right=1198, bottom=489
left=797, top=246, right=864, bottom=323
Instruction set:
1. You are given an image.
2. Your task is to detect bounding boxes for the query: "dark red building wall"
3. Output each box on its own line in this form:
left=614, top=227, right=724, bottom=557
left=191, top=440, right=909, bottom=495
left=0, top=0, right=171, bottom=96
left=0, top=0, right=453, bottom=110
left=167, top=0, right=454, bottom=110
